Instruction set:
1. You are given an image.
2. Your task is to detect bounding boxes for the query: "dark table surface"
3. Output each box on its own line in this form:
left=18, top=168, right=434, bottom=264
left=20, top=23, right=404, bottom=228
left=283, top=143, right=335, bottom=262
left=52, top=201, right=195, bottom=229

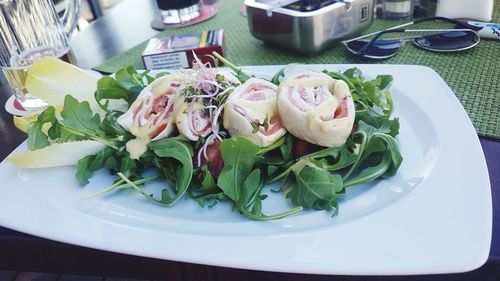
left=1, top=0, right=499, bottom=280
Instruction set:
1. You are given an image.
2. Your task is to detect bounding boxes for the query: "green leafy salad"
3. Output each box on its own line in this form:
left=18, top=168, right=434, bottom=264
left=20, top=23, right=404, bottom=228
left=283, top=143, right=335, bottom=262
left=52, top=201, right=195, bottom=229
left=8, top=53, right=402, bottom=220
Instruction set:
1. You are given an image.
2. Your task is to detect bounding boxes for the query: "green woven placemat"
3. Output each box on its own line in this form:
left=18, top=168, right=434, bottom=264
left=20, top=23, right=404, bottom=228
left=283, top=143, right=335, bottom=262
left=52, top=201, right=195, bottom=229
left=95, top=0, right=500, bottom=139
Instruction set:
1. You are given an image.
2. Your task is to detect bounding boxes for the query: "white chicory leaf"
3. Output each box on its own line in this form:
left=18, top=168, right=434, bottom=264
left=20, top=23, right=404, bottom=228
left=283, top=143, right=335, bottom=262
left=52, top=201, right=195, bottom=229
left=25, top=57, right=102, bottom=112
left=8, top=140, right=106, bottom=168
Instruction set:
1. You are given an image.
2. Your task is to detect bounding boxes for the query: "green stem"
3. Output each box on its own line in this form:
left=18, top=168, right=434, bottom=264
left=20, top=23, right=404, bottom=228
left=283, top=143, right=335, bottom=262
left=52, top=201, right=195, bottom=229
left=343, top=156, right=390, bottom=188
left=384, top=90, right=394, bottom=116
left=325, top=72, right=356, bottom=89
left=80, top=175, right=159, bottom=201
left=94, top=91, right=111, bottom=113
left=258, top=136, right=285, bottom=155
left=241, top=206, right=303, bottom=221
left=265, top=164, right=294, bottom=184
left=342, top=131, right=368, bottom=181
left=116, top=175, right=159, bottom=187
left=81, top=179, right=125, bottom=200
left=117, top=172, right=155, bottom=201
left=61, top=126, right=119, bottom=150
left=116, top=173, right=171, bottom=206
left=265, top=158, right=314, bottom=185
left=211, top=51, right=252, bottom=82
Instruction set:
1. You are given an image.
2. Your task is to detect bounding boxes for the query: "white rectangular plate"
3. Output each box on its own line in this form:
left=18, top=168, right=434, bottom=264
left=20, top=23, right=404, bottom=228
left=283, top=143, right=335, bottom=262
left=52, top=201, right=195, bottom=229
left=0, top=64, right=492, bottom=275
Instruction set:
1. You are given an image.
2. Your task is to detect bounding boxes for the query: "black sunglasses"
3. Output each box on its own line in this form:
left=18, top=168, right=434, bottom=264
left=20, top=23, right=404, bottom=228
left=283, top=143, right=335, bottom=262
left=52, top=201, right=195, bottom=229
left=343, top=17, right=482, bottom=59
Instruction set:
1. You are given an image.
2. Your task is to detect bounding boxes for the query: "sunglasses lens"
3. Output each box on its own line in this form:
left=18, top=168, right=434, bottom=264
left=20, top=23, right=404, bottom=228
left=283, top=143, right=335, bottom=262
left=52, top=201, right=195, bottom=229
left=345, top=39, right=402, bottom=59
left=413, top=31, right=479, bottom=52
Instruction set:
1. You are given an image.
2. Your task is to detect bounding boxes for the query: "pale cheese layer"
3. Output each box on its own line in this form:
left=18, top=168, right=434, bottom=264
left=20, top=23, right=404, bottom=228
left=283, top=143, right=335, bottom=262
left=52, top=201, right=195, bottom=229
left=117, top=74, right=182, bottom=140
left=174, top=96, right=211, bottom=141
left=223, top=78, right=286, bottom=147
left=118, top=74, right=183, bottom=159
left=277, top=71, right=355, bottom=147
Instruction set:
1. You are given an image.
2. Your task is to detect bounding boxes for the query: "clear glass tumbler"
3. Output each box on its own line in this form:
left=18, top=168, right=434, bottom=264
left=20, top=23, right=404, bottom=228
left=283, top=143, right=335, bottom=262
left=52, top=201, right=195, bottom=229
left=156, top=0, right=202, bottom=24
left=380, top=0, right=414, bottom=20
left=0, top=0, right=81, bottom=111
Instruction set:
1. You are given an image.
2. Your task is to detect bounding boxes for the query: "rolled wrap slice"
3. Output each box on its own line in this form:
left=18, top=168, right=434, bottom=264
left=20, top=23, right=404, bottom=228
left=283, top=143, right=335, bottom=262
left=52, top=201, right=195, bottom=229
left=117, top=74, right=182, bottom=140
left=174, top=97, right=212, bottom=141
left=223, top=78, right=286, bottom=147
left=173, top=70, right=240, bottom=141
left=277, top=71, right=355, bottom=147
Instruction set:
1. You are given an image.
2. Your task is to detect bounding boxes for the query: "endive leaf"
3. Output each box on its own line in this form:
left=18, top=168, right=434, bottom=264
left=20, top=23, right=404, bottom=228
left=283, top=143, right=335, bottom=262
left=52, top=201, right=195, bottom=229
left=13, top=112, right=39, bottom=133
left=13, top=105, right=63, bottom=133
left=8, top=140, right=106, bottom=168
left=25, top=57, right=101, bottom=109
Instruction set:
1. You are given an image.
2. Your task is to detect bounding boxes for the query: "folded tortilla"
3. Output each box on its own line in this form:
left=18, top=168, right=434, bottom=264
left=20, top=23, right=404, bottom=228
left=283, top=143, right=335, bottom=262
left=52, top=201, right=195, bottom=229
left=173, top=70, right=240, bottom=141
left=277, top=71, right=355, bottom=147
left=223, top=78, right=286, bottom=147
left=117, top=74, right=182, bottom=140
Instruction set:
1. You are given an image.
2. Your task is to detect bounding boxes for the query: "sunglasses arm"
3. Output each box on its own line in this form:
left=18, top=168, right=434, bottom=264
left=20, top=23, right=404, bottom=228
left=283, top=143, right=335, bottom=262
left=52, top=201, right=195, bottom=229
left=414, top=16, right=482, bottom=31
left=342, top=16, right=482, bottom=46
left=352, top=28, right=406, bottom=55
left=343, top=21, right=415, bottom=43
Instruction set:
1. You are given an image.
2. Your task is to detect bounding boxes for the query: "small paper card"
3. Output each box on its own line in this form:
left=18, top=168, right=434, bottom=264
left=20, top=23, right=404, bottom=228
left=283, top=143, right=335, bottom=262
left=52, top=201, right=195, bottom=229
left=142, top=29, right=224, bottom=70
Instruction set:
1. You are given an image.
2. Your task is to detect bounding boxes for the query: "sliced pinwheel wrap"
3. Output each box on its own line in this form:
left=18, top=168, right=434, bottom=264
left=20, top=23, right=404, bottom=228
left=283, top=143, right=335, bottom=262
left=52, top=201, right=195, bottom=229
left=223, top=78, right=286, bottom=147
left=173, top=97, right=212, bottom=141
left=173, top=70, right=240, bottom=141
left=117, top=74, right=182, bottom=140
left=277, top=71, right=355, bottom=147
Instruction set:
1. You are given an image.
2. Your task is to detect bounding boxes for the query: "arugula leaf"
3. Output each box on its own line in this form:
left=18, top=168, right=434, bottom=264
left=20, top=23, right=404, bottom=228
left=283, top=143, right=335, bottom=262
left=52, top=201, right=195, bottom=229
left=27, top=106, right=57, bottom=150
left=155, top=72, right=170, bottom=79
left=302, top=143, right=357, bottom=172
left=342, top=124, right=403, bottom=187
left=95, top=77, right=130, bottom=110
left=100, top=110, right=131, bottom=138
left=60, top=95, right=102, bottom=136
left=192, top=192, right=227, bottom=208
left=343, top=67, right=363, bottom=79
left=371, top=134, right=403, bottom=178
left=192, top=165, right=218, bottom=193
left=115, top=67, right=144, bottom=91
left=148, top=139, right=194, bottom=206
left=218, top=137, right=302, bottom=220
left=285, top=162, right=344, bottom=213
left=218, top=137, right=262, bottom=202
left=52, top=95, right=119, bottom=149
left=95, top=66, right=152, bottom=111
left=76, top=147, right=115, bottom=185
left=279, top=133, right=294, bottom=162
left=271, top=66, right=287, bottom=85
left=119, top=153, right=139, bottom=178
left=239, top=168, right=263, bottom=208
left=324, top=68, right=398, bottom=137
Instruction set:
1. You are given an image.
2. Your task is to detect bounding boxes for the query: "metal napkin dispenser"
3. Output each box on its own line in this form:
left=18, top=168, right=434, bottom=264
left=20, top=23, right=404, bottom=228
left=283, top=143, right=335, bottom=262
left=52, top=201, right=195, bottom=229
left=245, top=0, right=375, bottom=54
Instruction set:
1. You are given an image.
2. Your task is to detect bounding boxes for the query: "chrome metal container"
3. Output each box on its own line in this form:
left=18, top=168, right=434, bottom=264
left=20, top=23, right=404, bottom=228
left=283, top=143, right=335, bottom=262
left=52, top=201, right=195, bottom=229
left=245, top=0, right=375, bottom=54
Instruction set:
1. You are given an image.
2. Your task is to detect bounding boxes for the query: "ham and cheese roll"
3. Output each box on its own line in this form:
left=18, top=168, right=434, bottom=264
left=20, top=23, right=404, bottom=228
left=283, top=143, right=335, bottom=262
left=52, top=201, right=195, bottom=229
left=173, top=97, right=212, bottom=141
left=117, top=74, right=182, bottom=140
left=223, top=78, right=286, bottom=147
left=277, top=71, right=355, bottom=147
left=173, top=70, right=240, bottom=141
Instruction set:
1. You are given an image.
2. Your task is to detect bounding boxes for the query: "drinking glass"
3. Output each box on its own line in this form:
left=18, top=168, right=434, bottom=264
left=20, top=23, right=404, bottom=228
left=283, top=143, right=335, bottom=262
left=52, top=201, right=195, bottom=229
left=0, top=0, right=81, bottom=111
left=156, top=0, right=202, bottom=24
left=380, top=0, right=414, bottom=20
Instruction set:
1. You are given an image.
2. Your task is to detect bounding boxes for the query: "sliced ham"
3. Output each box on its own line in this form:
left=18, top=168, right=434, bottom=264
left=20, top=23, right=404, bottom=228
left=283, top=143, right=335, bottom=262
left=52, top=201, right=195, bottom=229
left=117, top=74, right=182, bottom=140
left=277, top=71, right=355, bottom=147
left=223, top=78, right=286, bottom=147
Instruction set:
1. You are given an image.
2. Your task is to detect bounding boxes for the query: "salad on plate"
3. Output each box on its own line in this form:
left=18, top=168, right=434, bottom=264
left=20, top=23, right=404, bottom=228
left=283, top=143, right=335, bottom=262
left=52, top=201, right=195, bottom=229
left=7, top=52, right=402, bottom=220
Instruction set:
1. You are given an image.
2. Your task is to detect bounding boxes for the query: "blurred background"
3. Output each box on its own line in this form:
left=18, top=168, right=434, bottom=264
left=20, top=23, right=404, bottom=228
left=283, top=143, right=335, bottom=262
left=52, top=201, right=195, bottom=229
left=54, top=0, right=123, bottom=31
